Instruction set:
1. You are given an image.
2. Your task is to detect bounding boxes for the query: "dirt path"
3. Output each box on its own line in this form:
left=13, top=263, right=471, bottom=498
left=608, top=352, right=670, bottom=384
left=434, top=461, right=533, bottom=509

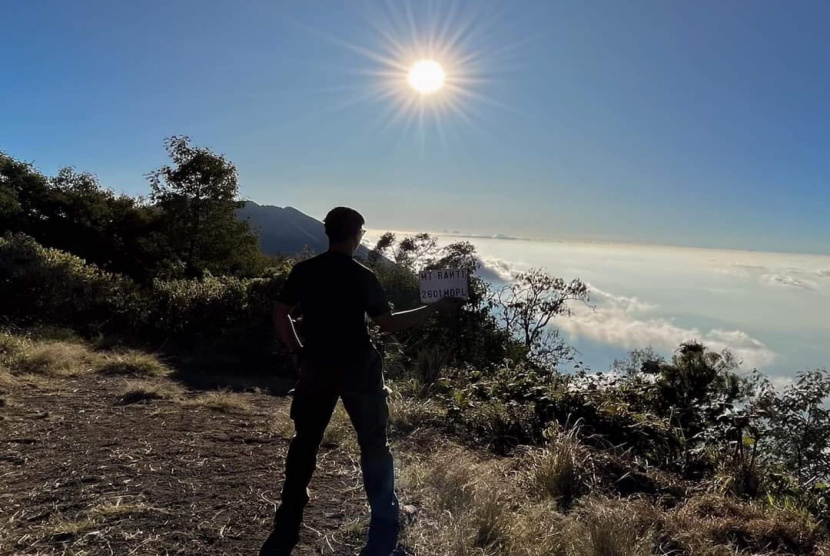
left=0, top=374, right=372, bottom=555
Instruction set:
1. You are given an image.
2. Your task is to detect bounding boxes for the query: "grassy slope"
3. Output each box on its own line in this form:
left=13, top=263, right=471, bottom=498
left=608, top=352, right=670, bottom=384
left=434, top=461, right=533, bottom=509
left=1, top=334, right=827, bottom=555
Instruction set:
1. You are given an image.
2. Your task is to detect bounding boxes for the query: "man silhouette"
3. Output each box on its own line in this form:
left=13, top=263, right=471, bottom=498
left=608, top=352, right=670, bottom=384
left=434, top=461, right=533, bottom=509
left=261, top=207, right=459, bottom=556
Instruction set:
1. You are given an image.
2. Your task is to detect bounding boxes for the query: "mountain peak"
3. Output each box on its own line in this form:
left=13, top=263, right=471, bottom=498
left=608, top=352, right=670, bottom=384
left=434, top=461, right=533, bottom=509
left=237, top=202, right=371, bottom=258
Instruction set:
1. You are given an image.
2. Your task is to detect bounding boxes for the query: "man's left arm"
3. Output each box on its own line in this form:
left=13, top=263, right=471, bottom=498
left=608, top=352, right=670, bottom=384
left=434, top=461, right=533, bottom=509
left=364, top=270, right=459, bottom=334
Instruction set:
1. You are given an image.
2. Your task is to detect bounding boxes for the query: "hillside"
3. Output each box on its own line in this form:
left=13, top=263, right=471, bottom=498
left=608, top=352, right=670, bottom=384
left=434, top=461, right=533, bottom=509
left=238, top=202, right=373, bottom=258
left=2, top=334, right=828, bottom=555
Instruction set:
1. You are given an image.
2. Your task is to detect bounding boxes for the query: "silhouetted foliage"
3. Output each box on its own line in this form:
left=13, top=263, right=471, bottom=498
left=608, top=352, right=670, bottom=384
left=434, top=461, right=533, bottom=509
left=0, top=154, right=168, bottom=282
left=369, top=234, right=517, bottom=373
left=493, top=268, right=590, bottom=366
left=0, top=233, right=143, bottom=334
left=148, top=136, right=266, bottom=278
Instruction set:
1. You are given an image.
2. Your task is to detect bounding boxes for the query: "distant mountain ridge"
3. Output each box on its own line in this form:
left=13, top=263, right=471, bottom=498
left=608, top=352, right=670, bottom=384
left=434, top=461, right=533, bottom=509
left=237, top=201, right=373, bottom=258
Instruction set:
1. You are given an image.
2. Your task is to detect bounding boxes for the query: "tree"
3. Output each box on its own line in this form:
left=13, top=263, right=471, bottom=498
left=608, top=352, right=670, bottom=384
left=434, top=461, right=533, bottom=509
left=369, top=233, right=516, bottom=371
left=0, top=154, right=170, bottom=282
left=369, top=232, right=397, bottom=265
left=0, top=153, right=51, bottom=233
left=610, top=347, right=665, bottom=377
left=148, top=136, right=264, bottom=278
left=493, top=268, right=589, bottom=365
left=372, top=232, right=438, bottom=271
left=631, top=342, right=748, bottom=444
left=753, top=369, right=830, bottom=486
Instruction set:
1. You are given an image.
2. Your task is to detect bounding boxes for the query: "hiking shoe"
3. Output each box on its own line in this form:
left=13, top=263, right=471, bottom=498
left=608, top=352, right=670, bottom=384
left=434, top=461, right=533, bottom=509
left=259, top=528, right=299, bottom=556
left=360, top=520, right=399, bottom=556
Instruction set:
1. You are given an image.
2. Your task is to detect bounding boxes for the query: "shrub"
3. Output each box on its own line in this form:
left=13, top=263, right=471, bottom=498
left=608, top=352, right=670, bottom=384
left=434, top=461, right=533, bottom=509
left=753, top=370, right=830, bottom=488
left=527, top=424, right=592, bottom=510
left=0, top=234, right=290, bottom=368
left=0, top=233, right=143, bottom=335
left=388, top=397, right=444, bottom=436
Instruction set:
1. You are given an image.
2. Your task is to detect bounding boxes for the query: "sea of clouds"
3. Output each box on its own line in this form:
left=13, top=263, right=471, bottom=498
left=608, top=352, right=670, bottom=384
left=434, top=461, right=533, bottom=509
left=366, top=230, right=830, bottom=378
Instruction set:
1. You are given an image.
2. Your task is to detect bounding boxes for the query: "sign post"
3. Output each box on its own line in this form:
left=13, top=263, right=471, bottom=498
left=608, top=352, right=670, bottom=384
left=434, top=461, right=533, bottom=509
left=419, top=269, right=470, bottom=304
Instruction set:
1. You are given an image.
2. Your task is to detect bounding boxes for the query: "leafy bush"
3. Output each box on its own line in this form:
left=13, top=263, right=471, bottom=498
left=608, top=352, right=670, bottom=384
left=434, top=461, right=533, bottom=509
left=0, top=233, right=290, bottom=367
left=0, top=233, right=143, bottom=334
left=753, top=370, right=830, bottom=487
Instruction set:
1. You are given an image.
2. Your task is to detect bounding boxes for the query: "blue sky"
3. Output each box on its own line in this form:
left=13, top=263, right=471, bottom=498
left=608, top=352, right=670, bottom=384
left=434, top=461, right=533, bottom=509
left=3, top=1, right=829, bottom=254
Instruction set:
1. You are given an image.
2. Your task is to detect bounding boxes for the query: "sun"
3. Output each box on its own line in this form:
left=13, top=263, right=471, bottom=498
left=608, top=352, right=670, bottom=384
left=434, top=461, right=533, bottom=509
left=305, top=1, right=517, bottom=144
left=407, top=60, right=445, bottom=94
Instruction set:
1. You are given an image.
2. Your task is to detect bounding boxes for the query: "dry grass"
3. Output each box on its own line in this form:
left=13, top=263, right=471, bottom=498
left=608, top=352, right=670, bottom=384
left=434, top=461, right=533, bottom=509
left=87, top=501, right=152, bottom=519
left=402, top=449, right=478, bottom=514
left=0, top=330, right=30, bottom=366
left=506, top=501, right=570, bottom=556
left=388, top=397, right=444, bottom=435
left=271, top=400, right=359, bottom=452
left=568, top=497, right=658, bottom=556
left=397, top=440, right=822, bottom=556
left=45, top=516, right=98, bottom=539
left=0, top=366, right=18, bottom=394
left=322, top=402, right=358, bottom=451
left=43, top=501, right=153, bottom=542
left=11, top=340, right=102, bottom=377
left=662, top=494, right=822, bottom=555
left=400, top=448, right=511, bottom=554
left=272, top=407, right=295, bottom=438
left=525, top=423, right=592, bottom=510
left=97, top=351, right=170, bottom=377
left=0, top=332, right=23, bottom=401
left=187, top=388, right=252, bottom=413
left=0, top=332, right=170, bottom=381
left=120, top=379, right=184, bottom=404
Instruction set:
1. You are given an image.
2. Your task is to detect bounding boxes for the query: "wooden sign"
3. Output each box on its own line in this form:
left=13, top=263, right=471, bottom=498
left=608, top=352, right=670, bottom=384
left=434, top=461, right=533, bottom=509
left=419, top=269, right=469, bottom=304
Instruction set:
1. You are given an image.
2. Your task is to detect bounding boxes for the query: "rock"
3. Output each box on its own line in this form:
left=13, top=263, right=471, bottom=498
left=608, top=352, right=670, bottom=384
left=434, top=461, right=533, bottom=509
left=402, top=504, right=418, bottom=523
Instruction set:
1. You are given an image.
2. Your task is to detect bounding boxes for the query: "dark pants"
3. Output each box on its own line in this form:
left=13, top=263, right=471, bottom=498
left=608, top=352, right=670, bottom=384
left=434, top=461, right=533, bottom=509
left=273, top=348, right=399, bottom=552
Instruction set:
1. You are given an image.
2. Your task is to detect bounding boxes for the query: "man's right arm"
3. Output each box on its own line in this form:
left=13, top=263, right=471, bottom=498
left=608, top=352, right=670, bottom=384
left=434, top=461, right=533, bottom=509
left=273, top=301, right=303, bottom=351
left=274, top=266, right=303, bottom=352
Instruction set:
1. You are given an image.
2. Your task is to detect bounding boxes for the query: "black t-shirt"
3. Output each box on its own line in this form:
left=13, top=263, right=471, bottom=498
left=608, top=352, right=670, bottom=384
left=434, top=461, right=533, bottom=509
left=277, top=252, right=391, bottom=354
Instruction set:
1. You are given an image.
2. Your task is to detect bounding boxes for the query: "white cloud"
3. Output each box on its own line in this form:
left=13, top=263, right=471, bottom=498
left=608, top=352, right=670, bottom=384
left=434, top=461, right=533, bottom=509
left=476, top=256, right=522, bottom=282
left=761, top=273, right=818, bottom=291
left=767, top=375, right=794, bottom=390
left=710, top=260, right=830, bottom=292
left=559, top=286, right=777, bottom=370
left=587, top=285, right=657, bottom=314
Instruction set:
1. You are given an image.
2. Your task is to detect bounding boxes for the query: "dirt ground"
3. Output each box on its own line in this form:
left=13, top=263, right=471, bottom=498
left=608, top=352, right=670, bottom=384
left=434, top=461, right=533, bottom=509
left=0, top=374, right=376, bottom=555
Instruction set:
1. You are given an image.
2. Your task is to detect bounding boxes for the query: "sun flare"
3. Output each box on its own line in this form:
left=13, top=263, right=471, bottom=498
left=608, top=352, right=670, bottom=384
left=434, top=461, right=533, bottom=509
left=308, top=1, right=515, bottom=144
left=408, top=60, right=445, bottom=94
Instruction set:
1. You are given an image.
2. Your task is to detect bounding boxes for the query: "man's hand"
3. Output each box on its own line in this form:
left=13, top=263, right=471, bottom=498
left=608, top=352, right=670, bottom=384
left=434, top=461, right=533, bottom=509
left=372, top=296, right=466, bottom=333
